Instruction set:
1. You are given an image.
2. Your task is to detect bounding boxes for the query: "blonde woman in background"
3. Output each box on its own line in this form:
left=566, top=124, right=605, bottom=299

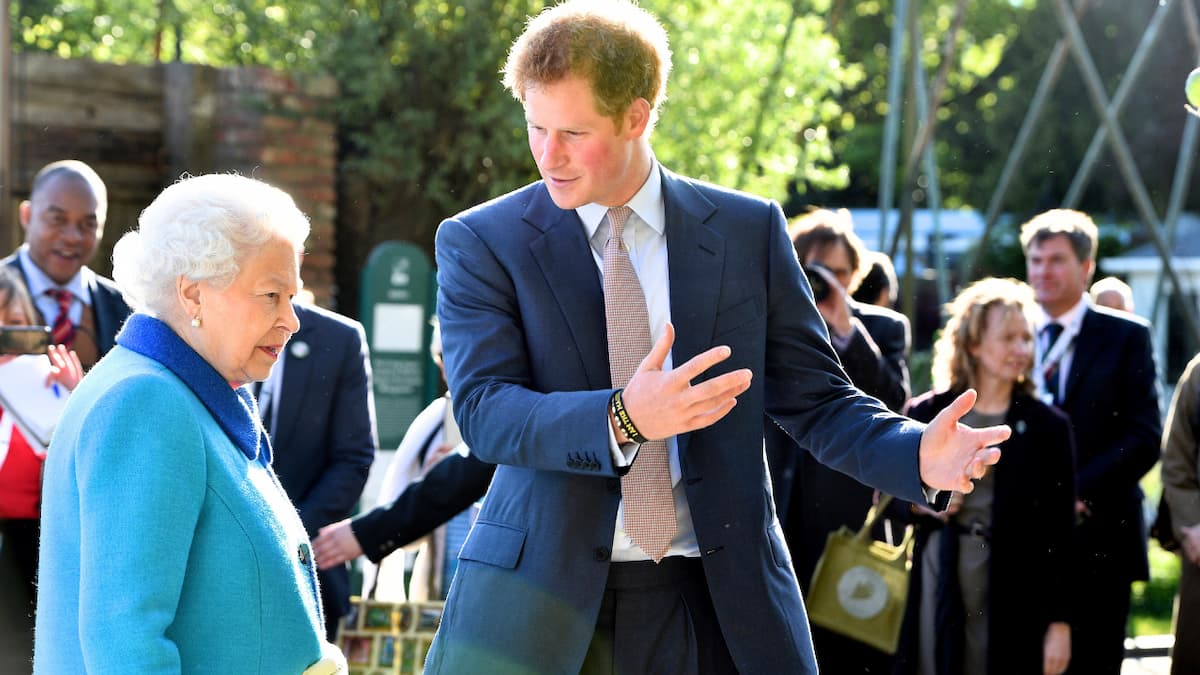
left=896, top=278, right=1076, bottom=675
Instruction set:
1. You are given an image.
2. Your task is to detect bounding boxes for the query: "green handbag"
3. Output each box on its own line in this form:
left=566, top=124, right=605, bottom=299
left=805, top=495, right=912, bottom=654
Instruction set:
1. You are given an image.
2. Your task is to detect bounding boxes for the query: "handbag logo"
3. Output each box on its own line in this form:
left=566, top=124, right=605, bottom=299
left=835, top=565, right=889, bottom=619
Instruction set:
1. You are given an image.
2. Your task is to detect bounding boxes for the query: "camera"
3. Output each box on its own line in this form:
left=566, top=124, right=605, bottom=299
left=0, top=326, right=52, bottom=355
left=802, top=264, right=831, bottom=303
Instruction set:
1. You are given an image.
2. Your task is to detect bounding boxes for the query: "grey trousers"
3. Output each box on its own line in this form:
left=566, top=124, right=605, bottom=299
left=581, top=556, right=737, bottom=675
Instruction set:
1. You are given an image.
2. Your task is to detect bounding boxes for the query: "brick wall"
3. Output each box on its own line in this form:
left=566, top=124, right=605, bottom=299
left=5, top=53, right=341, bottom=309
left=209, top=67, right=340, bottom=307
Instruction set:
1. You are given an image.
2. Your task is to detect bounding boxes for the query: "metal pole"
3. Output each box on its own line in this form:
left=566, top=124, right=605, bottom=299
left=913, top=27, right=949, bottom=308
left=1053, top=0, right=1200, bottom=343
left=878, top=0, right=909, bottom=251
left=1063, top=0, right=1176, bottom=209
left=896, top=0, right=967, bottom=189
left=897, top=0, right=921, bottom=323
left=967, top=0, right=1092, bottom=280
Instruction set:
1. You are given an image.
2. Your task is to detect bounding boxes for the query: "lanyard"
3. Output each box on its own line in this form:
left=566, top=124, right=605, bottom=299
left=1034, top=325, right=1075, bottom=403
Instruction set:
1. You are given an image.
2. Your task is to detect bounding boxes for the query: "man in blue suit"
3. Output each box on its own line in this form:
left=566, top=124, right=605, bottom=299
left=261, top=300, right=377, bottom=639
left=429, top=2, right=1009, bottom=673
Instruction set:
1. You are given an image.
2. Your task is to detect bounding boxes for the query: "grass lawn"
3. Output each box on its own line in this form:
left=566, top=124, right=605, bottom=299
left=1130, top=465, right=1180, bottom=637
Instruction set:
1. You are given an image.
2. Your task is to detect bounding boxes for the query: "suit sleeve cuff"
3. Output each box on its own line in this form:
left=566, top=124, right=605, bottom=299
left=924, top=486, right=950, bottom=510
left=607, top=418, right=640, bottom=475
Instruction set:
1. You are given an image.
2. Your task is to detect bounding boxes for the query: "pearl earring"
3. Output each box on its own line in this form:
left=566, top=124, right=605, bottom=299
left=191, top=315, right=202, bottom=328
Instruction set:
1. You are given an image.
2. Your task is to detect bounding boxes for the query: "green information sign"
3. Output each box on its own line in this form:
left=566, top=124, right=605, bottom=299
left=360, top=241, right=438, bottom=451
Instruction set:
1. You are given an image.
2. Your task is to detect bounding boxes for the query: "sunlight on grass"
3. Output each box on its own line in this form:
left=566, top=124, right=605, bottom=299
left=1130, top=465, right=1180, bottom=637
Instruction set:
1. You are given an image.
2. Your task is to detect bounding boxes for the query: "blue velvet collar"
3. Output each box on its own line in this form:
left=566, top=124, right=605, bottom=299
left=116, top=313, right=271, bottom=466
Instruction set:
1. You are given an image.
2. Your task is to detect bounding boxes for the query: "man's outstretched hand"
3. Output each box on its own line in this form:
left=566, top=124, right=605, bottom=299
left=918, top=389, right=1010, bottom=493
left=618, top=323, right=753, bottom=442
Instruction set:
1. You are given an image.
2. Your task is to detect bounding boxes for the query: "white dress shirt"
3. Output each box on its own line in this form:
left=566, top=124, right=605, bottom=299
left=18, top=245, right=94, bottom=326
left=1035, top=293, right=1090, bottom=403
left=576, top=162, right=701, bottom=562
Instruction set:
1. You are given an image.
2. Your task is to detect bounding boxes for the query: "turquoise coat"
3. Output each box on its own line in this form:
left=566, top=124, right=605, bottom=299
left=35, top=318, right=327, bottom=673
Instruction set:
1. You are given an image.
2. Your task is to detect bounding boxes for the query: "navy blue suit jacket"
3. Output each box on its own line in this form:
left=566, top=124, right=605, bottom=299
left=430, top=168, right=930, bottom=674
left=1057, top=305, right=1160, bottom=582
left=766, top=300, right=911, bottom=591
left=353, top=450, right=494, bottom=564
left=269, top=303, right=377, bottom=626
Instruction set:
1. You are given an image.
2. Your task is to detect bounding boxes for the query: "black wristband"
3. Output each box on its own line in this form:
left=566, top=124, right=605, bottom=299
left=610, top=389, right=648, bottom=444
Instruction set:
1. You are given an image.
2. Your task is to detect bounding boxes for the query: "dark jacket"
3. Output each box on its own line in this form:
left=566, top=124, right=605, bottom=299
left=270, top=302, right=377, bottom=629
left=895, top=390, right=1076, bottom=675
left=1056, top=306, right=1161, bottom=582
left=766, top=300, right=912, bottom=589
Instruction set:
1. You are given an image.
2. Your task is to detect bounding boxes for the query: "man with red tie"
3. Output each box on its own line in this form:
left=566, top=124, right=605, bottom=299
left=3, top=160, right=131, bottom=370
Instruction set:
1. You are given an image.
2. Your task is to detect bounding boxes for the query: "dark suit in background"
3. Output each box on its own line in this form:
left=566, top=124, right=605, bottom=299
left=1, top=160, right=131, bottom=675
left=768, top=300, right=910, bottom=579
left=1058, top=305, right=1160, bottom=674
left=895, top=391, right=1076, bottom=674
left=354, top=449, right=495, bottom=568
left=766, top=299, right=910, bottom=673
left=267, top=302, right=377, bottom=640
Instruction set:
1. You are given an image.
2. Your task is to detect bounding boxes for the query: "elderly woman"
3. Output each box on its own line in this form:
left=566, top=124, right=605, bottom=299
left=895, top=278, right=1076, bottom=675
left=33, top=175, right=344, bottom=673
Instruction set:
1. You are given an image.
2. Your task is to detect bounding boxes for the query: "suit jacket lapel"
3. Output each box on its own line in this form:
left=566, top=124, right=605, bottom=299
left=526, top=188, right=610, bottom=390
left=1062, top=308, right=1100, bottom=406
left=662, top=170, right=723, bottom=458
left=86, top=275, right=116, bottom=355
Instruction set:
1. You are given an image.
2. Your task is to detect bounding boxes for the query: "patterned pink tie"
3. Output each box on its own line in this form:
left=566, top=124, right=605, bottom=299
left=45, top=289, right=76, bottom=347
left=603, top=206, right=676, bottom=562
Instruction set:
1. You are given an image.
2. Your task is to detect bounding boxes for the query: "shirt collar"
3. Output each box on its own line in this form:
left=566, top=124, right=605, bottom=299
left=1039, top=293, right=1089, bottom=335
left=17, top=244, right=93, bottom=304
left=576, top=161, right=665, bottom=241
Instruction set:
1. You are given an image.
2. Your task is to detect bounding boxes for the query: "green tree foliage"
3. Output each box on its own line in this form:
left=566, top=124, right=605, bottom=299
left=10, top=0, right=851, bottom=308
left=820, top=0, right=1200, bottom=266
left=17, top=0, right=1194, bottom=303
left=651, top=0, right=852, bottom=201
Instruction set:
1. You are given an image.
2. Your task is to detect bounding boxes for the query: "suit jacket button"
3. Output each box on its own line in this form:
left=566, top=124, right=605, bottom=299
left=594, top=546, right=611, bottom=562
left=298, top=543, right=311, bottom=566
